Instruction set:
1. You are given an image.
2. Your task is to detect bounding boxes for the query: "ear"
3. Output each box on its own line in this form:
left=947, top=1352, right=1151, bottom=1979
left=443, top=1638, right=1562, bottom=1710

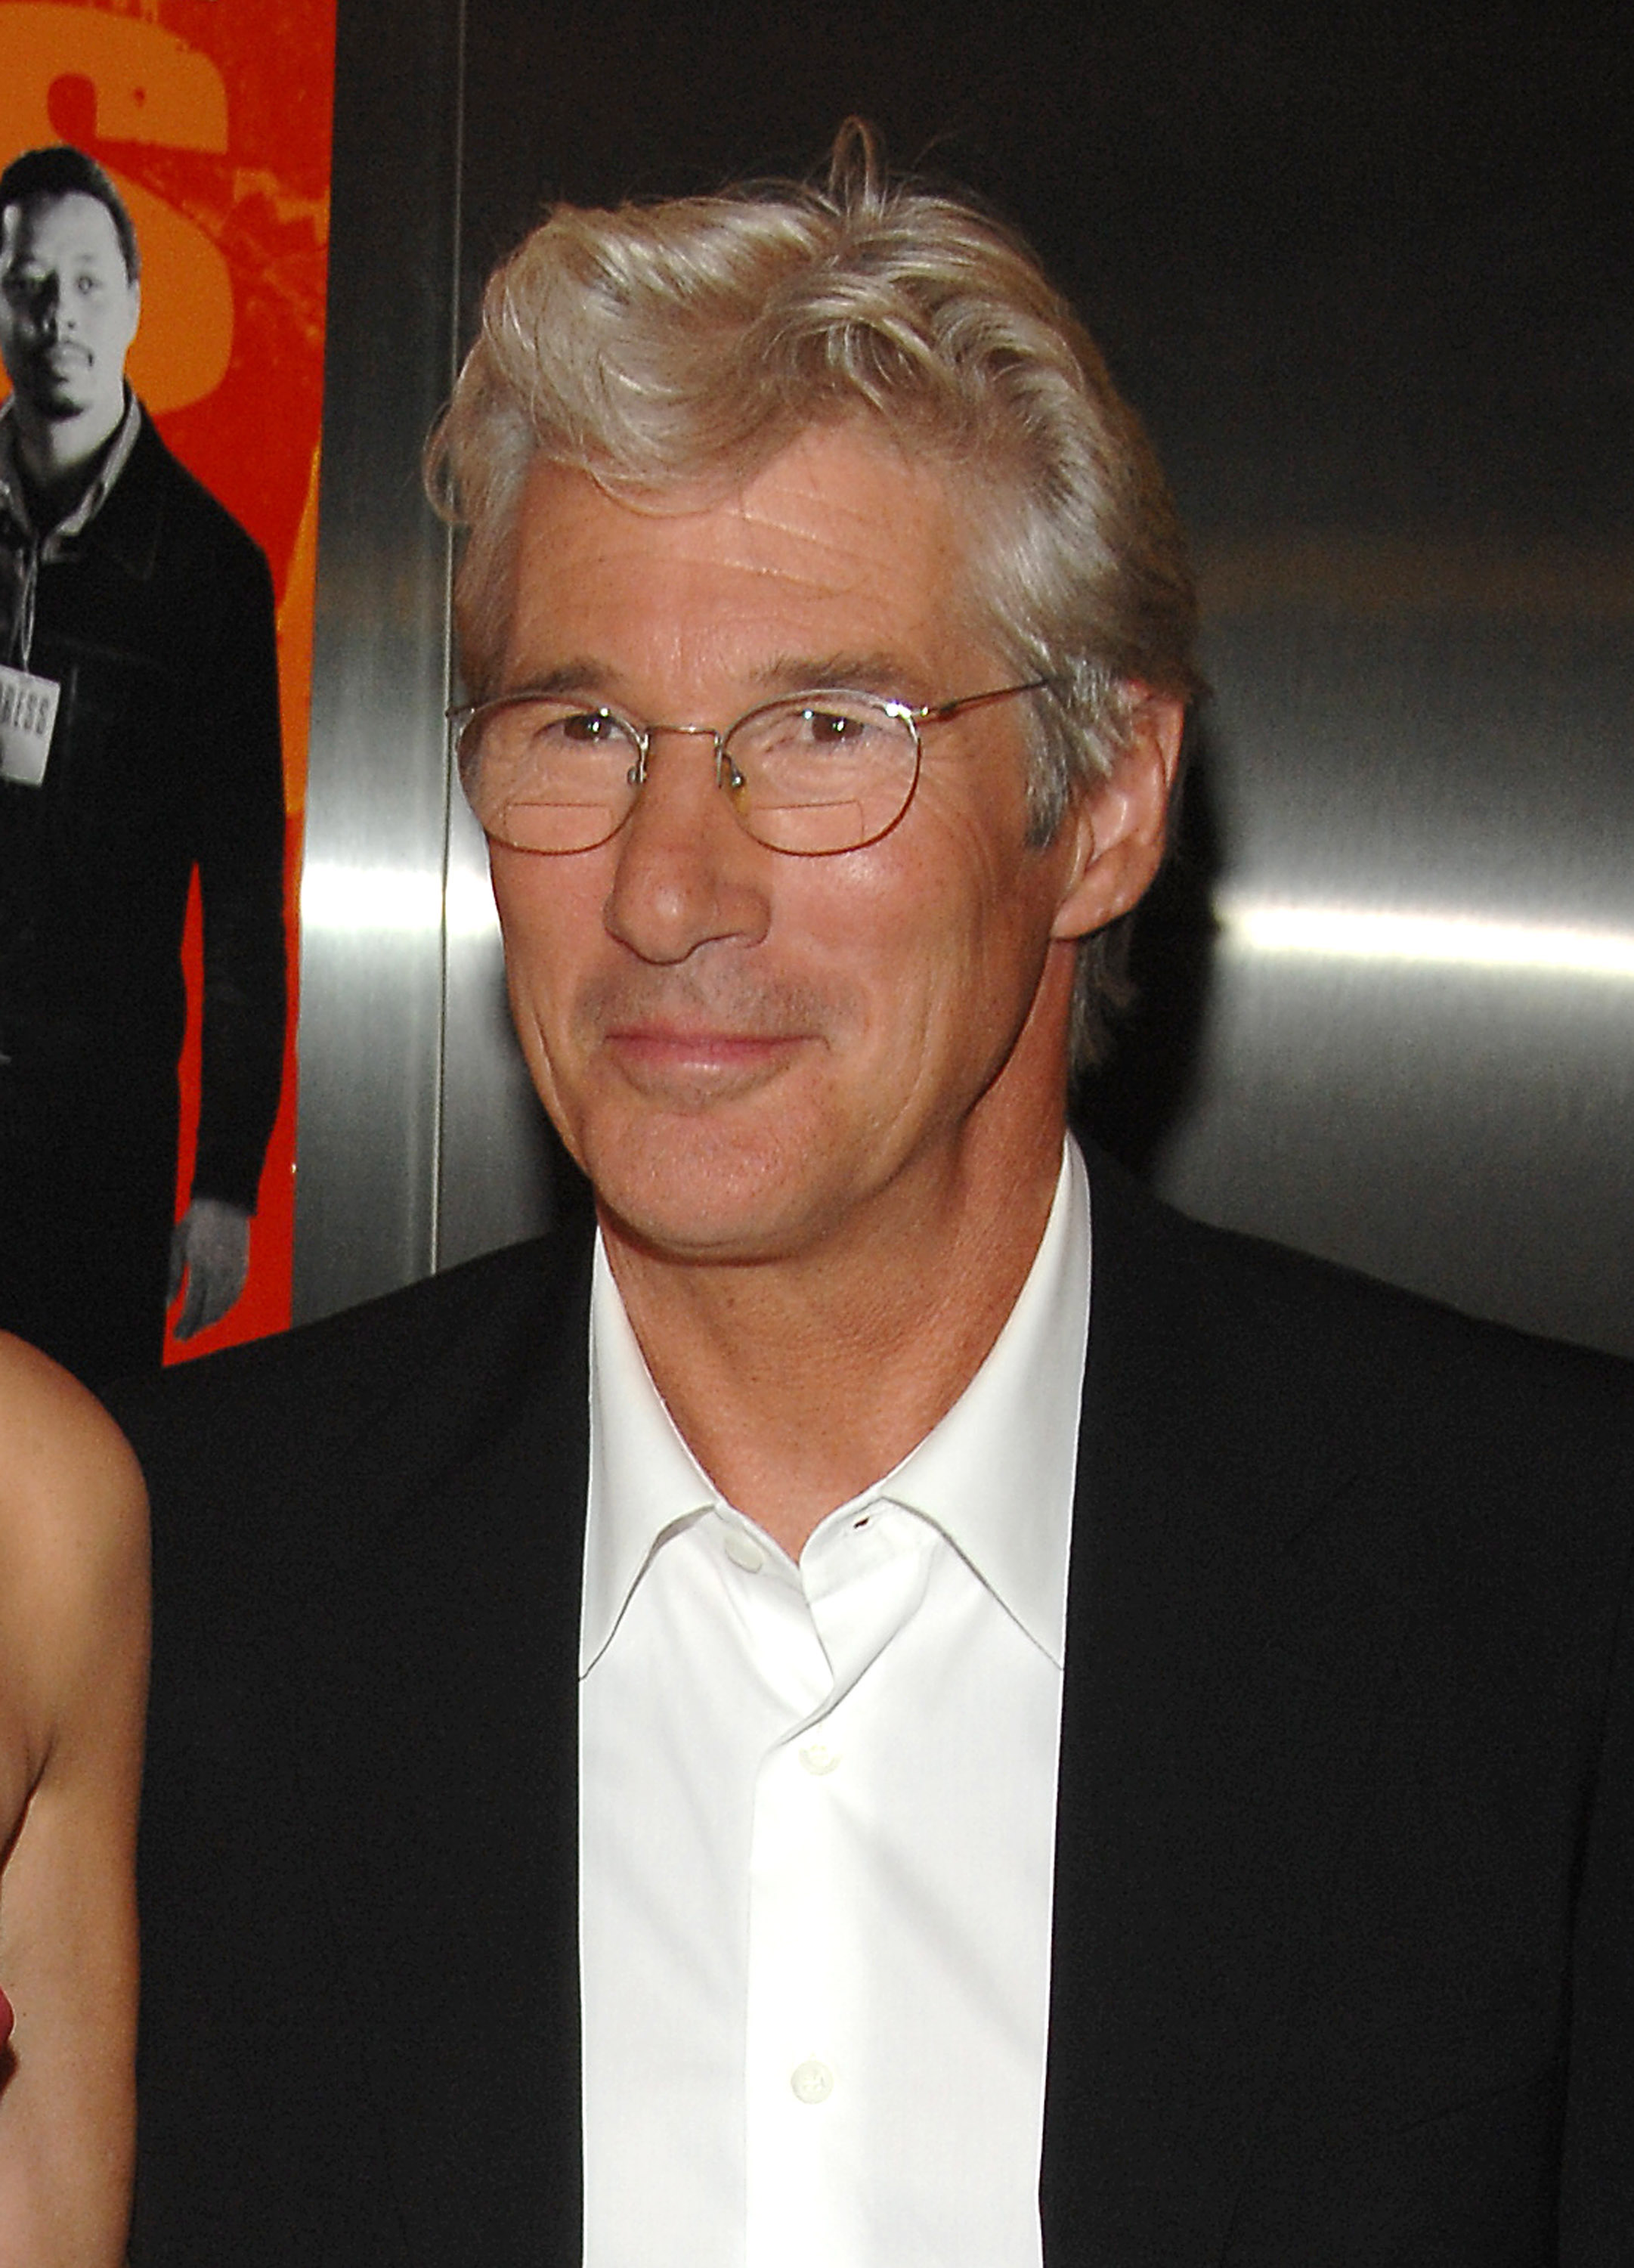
left=1049, top=689, right=1186, bottom=942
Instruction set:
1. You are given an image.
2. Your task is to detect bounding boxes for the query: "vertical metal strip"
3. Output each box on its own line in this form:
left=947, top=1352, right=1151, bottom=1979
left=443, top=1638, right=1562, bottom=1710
left=292, top=0, right=464, bottom=1321
left=432, top=0, right=557, bottom=1280
left=430, top=0, right=469, bottom=1275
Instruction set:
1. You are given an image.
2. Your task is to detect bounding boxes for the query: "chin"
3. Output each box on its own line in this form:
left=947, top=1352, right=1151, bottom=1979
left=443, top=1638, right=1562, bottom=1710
left=592, top=1132, right=836, bottom=1267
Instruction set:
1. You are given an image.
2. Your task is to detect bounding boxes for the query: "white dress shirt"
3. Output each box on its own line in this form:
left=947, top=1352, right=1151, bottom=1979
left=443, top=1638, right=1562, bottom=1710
left=580, top=1142, right=1091, bottom=2266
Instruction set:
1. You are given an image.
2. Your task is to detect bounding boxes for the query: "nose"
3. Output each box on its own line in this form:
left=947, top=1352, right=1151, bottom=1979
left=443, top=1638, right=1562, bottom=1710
left=32, top=279, right=63, bottom=333
left=602, top=724, right=771, bottom=965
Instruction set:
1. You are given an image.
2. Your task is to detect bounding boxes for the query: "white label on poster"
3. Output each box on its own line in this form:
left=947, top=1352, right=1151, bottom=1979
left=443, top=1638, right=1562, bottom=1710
left=0, top=666, right=60, bottom=786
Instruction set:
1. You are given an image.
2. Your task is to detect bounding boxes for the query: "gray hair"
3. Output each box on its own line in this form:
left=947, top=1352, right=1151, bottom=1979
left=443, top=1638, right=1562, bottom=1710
left=428, top=123, right=1200, bottom=1063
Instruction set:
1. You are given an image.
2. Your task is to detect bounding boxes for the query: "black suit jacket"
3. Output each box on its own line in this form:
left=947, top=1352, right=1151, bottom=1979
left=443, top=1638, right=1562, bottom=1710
left=118, top=1152, right=1634, bottom=2263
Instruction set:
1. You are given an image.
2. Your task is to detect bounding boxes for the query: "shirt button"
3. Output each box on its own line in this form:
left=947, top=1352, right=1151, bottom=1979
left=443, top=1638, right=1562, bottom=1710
left=723, top=1530, right=764, bottom=1572
left=799, top=1743, right=840, bottom=1776
left=790, top=2058, right=834, bottom=2104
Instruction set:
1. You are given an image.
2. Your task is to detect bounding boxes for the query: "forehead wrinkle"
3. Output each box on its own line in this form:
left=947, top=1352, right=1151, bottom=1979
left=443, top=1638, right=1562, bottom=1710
left=505, top=429, right=989, bottom=718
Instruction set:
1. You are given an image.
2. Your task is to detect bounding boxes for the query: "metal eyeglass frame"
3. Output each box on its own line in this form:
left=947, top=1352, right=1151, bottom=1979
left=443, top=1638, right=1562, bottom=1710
left=447, top=678, right=1051, bottom=856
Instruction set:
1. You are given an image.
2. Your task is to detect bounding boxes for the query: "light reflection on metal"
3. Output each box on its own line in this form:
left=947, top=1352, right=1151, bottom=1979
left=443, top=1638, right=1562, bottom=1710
left=301, top=862, right=441, bottom=934
left=1218, top=900, right=1634, bottom=981
left=445, top=863, right=500, bottom=940
left=299, top=860, right=498, bottom=940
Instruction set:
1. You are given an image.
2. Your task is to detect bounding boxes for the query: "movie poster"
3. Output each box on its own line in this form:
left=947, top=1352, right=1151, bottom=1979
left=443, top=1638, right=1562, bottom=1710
left=0, top=0, right=336, bottom=1378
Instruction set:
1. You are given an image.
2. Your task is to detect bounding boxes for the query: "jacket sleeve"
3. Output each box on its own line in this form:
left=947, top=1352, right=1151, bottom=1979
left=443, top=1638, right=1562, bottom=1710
left=188, top=526, right=287, bottom=1212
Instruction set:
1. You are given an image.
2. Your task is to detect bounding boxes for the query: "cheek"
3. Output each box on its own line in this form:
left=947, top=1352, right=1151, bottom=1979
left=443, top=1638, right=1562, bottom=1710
left=812, top=854, right=1025, bottom=1067
left=907, top=849, right=1065, bottom=1068
left=491, top=863, right=593, bottom=1024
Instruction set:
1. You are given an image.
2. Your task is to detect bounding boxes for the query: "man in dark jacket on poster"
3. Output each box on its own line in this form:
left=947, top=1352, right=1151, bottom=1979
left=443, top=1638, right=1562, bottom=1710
left=0, top=143, right=285, bottom=1387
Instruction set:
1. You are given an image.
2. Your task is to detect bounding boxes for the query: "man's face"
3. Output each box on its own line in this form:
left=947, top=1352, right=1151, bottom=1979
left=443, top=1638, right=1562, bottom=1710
left=487, top=423, right=1156, bottom=1269
left=0, top=191, right=138, bottom=426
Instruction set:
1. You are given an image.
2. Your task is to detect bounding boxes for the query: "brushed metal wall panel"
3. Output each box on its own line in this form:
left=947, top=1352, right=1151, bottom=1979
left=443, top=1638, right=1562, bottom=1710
left=1140, top=606, right=1634, bottom=1357
left=1159, top=950, right=1634, bottom=1358
left=292, top=0, right=464, bottom=1320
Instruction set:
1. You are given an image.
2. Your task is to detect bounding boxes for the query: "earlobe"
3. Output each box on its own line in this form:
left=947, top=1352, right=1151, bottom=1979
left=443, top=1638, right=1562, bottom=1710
left=1049, top=690, right=1186, bottom=942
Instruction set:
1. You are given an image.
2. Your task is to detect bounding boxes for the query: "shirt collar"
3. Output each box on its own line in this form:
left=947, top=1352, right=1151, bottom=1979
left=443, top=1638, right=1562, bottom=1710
left=582, top=1139, right=1091, bottom=1674
left=582, top=1243, right=719, bottom=1672
left=869, top=1139, right=1088, bottom=1665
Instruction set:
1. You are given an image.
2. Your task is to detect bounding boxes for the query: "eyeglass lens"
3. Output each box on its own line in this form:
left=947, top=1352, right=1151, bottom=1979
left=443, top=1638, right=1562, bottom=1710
left=460, top=692, right=922, bottom=855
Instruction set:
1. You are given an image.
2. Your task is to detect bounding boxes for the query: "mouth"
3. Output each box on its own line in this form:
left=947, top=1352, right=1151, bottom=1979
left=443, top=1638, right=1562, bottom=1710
left=25, top=349, right=91, bottom=395
left=601, top=1021, right=807, bottom=1099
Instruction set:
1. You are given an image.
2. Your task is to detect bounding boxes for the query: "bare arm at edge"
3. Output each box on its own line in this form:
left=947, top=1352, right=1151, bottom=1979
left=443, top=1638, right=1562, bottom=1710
left=0, top=1335, right=148, bottom=2267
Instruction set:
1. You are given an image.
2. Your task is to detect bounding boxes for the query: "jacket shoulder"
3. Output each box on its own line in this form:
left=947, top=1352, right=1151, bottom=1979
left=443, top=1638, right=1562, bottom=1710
left=1085, top=1142, right=1634, bottom=1548
left=110, top=1225, right=593, bottom=1616
left=1092, top=1140, right=1634, bottom=1388
left=119, top=409, right=273, bottom=587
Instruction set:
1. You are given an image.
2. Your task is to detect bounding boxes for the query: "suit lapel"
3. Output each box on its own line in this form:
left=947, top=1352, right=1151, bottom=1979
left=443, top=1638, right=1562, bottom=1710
left=289, top=1232, right=592, bottom=2266
left=1041, top=1154, right=1419, bottom=2265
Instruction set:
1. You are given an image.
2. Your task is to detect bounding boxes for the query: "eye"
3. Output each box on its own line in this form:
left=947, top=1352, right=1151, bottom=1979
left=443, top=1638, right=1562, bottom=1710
left=783, top=699, right=893, bottom=750
left=732, top=692, right=907, bottom=773
left=554, top=709, right=623, bottom=745
left=803, top=706, right=866, bottom=742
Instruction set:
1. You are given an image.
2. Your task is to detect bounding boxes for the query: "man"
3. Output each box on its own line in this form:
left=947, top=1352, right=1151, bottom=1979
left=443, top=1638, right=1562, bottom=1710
left=122, top=130, right=1632, bottom=2263
left=0, top=1330, right=147, bottom=2264
left=0, top=144, right=286, bottom=1388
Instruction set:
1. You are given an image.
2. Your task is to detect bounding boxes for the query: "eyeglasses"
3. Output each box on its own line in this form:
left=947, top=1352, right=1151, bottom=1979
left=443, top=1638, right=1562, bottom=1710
left=450, top=680, right=1049, bottom=857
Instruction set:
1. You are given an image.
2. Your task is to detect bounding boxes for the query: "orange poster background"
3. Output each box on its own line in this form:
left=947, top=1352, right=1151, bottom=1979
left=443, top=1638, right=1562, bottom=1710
left=0, top=0, right=338, bottom=1360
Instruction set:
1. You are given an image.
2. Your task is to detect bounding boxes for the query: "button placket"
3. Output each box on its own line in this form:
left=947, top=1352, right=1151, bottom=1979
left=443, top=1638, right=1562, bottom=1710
left=744, top=1692, right=851, bottom=2257
left=744, top=1502, right=935, bottom=2263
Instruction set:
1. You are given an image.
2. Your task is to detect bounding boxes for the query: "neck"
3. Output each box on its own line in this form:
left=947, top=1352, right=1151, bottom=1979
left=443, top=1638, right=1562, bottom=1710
left=602, top=1085, right=1069, bottom=1561
left=9, top=390, right=125, bottom=497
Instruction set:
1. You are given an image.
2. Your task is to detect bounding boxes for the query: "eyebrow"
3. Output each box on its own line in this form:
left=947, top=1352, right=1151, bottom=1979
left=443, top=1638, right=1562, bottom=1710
left=750, top=652, right=937, bottom=704
left=494, top=661, right=618, bottom=704
left=494, top=652, right=938, bottom=711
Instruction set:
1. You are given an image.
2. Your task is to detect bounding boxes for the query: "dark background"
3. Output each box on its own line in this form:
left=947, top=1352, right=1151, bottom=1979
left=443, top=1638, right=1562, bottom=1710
left=461, top=2, right=1627, bottom=550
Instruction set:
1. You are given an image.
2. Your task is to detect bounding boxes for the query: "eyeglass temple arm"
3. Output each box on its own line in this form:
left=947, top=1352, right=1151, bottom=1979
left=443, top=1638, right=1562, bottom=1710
left=920, top=678, right=1053, bottom=725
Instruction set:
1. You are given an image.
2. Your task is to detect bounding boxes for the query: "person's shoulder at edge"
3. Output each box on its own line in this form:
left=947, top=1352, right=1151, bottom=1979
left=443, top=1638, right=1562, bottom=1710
left=0, top=1333, right=147, bottom=1737
left=1091, top=1129, right=1629, bottom=1365
left=105, top=1207, right=596, bottom=1604
left=1082, top=1132, right=1634, bottom=1530
left=0, top=1334, right=147, bottom=2268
